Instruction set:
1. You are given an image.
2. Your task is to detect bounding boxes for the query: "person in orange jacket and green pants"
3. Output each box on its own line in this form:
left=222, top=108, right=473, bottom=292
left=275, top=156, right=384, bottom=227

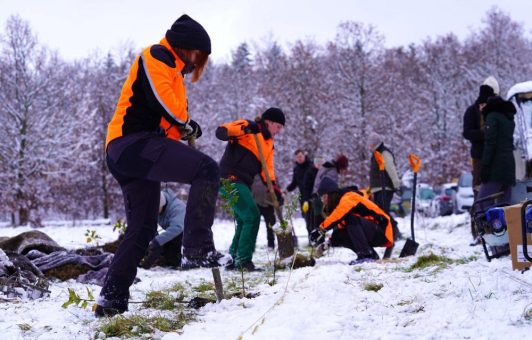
left=216, top=108, right=285, bottom=271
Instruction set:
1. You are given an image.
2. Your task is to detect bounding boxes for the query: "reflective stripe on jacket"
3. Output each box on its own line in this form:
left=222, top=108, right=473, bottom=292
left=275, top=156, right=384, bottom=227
left=106, top=37, right=189, bottom=148
left=216, top=119, right=275, bottom=187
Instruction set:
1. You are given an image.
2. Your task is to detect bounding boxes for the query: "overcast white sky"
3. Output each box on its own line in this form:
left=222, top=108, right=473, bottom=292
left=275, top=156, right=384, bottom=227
left=1, top=0, right=531, bottom=63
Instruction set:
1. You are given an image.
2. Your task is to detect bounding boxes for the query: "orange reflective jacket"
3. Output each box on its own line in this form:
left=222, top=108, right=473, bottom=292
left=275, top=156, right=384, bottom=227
left=217, top=119, right=275, bottom=185
left=106, top=37, right=189, bottom=148
left=320, top=191, right=394, bottom=247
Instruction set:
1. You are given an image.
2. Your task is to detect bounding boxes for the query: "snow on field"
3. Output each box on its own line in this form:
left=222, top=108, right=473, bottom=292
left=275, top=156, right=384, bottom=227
left=0, top=214, right=531, bottom=339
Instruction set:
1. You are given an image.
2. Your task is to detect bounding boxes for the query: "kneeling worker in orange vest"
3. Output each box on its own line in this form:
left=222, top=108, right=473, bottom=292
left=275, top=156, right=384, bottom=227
left=309, top=177, right=394, bottom=264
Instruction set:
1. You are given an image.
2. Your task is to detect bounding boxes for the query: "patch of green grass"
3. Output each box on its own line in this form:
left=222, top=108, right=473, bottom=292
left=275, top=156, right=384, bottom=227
left=168, top=282, right=186, bottom=293
left=17, top=323, right=31, bottom=332
left=192, top=281, right=215, bottom=293
left=225, top=277, right=239, bottom=291
left=225, top=276, right=248, bottom=295
left=98, top=314, right=191, bottom=337
left=363, top=282, right=384, bottom=292
left=191, top=280, right=216, bottom=300
left=405, top=253, right=453, bottom=272
left=143, top=291, right=176, bottom=310
left=454, top=255, right=478, bottom=264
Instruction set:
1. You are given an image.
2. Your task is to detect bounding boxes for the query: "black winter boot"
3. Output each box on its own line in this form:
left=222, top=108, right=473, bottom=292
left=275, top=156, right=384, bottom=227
left=96, top=276, right=130, bottom=318
left=181, top=250, right=223, bottom=270
left=226, top=261, right=262, bottom=272
left=94, top=303, right=128, bottom=318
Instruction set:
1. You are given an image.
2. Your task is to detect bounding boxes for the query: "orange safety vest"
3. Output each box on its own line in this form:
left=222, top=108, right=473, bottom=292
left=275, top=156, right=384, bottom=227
left=106, top=37, right=189, bottom=148
left=320, top=191, right=394, bottom=247
left=219, top=119, right=276, bottom=183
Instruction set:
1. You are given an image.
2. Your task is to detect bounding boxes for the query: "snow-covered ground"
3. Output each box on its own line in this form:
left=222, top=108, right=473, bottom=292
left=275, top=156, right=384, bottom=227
left=0, top=214, right=531, bottom=339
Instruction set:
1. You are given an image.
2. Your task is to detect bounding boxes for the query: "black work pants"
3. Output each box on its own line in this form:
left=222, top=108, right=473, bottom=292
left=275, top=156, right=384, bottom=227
left=330, top=215, right=388, bottom=258
left=372, top=190, right=393, bottom=214
left=100, top=132, right=219, bottom=304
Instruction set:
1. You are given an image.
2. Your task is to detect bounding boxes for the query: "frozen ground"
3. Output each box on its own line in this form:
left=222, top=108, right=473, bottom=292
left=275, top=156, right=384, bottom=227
left=0, top=213, right=531, bottom=339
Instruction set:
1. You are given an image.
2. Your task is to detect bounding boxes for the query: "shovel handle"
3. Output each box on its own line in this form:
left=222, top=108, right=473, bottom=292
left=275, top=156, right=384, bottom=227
left=252, top=134, right=282, bottom=214
left=374, top=151, right=385, bottom=171
left=408, top=154, right=422, bottom=173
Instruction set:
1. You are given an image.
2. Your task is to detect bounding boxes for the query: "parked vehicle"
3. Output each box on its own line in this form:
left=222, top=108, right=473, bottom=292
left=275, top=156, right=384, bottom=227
left=390, top=186, right=412, bottom=217
left=508, top=81, right=532, bottom=203
left=416, top=183, right=435, bottom=216
left=429, top=183, right=457, bottom=217
left=453, top=172, right=474, bottom=213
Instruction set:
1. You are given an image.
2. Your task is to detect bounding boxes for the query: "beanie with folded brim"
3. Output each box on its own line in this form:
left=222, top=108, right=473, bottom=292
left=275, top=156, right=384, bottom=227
left=166, top=14, right=211, bottom=54
left=261, top=107, right=285, bottom=126
left=317, top=177, right=339, bottom=196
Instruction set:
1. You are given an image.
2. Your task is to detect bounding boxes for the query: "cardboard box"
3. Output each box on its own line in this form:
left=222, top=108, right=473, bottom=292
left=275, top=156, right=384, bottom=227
left=503, top=203, right=532, bottom=271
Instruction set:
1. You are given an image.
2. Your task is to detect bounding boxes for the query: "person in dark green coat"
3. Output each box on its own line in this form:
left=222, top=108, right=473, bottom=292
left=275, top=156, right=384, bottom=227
left=478, top=96, right=517, bottom=204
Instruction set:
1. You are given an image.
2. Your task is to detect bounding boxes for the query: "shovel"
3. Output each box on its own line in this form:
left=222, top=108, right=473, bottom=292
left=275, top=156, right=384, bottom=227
left=252, top=134, right=297, bottom=258
left=399, top=153, right=422, bottom=257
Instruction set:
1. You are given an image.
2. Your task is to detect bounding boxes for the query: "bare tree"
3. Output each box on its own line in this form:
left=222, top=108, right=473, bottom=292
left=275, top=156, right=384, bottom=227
left=0, top=15, right=90, bottom=225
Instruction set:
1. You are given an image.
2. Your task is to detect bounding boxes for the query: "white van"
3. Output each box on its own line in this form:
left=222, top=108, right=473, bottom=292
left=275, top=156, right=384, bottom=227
left=453, top=172, right=474, bottom=213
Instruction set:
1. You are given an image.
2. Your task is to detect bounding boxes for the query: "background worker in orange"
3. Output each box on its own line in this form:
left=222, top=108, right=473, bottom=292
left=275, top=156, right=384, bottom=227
left=309, top=177, right=394, bottom=264
left=216, top=108, right=285, bottom=271
left=96, top=15, right=222, bottom=317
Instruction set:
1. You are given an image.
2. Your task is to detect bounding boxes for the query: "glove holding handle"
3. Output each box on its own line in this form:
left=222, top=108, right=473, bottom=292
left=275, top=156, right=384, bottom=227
left=181, top=119, right=202, bottom=140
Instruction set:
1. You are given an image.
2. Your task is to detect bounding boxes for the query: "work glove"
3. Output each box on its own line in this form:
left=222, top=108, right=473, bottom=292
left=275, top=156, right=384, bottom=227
left=480, top=166, right=490, bottom=183
left=181, top=120, right=202, bottom=141
left=140, top=239, right=163, bottom=269
left=302, top=201, right=310, bottom=213
left=243, top=120, right=261, bottom=134
left=309, top=228, right=326, bottom=246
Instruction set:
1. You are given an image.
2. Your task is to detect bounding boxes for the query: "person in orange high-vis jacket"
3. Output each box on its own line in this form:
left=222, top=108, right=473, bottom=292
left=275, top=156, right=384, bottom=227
left=309, top=177, right=394, bottom=265
left=96, top=15, right=223, bottom=318
left=216, top=108, right=285, bottom=271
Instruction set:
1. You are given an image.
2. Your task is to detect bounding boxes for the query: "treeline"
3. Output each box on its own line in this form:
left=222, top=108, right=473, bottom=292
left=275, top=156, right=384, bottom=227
left=0, top=8, right=531, bottom=226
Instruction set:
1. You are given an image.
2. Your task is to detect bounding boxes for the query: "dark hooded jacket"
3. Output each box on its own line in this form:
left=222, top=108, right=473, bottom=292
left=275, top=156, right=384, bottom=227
left=481, top=96, right=516, bottom=186
left=286, top=157, right=314, bottom=201
left=463, top=103, right=484, bottom=159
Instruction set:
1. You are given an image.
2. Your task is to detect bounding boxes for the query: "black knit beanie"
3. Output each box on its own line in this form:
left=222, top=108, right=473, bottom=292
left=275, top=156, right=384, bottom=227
left=317, top=177, right=339, bottom=196
left=476, top=84, right=495, bottom=105
left=261, top=107, right=285, bottom=126
left=165, top=14, right=211, bottom=54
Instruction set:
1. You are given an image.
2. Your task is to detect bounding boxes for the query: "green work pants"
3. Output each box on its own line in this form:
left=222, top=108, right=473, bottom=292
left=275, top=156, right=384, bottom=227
left=224, top=182, right=260, bottom=265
